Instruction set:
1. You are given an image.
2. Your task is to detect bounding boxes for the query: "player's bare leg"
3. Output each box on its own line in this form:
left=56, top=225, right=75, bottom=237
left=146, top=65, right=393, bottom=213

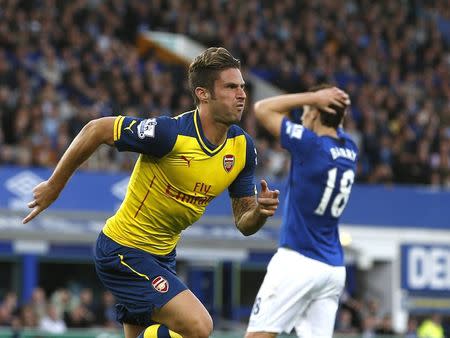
left=245, top=332, right=277, bottom=338
left=124, top=323, right=146, bottom=338
left=147, top=289, right=212, bottom=338
left=123, top=289, right=212, bottom=338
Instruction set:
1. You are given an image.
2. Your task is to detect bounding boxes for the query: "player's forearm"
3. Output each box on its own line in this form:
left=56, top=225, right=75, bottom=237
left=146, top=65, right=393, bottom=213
left=254, top=92, right=318, bottom=137
left=235, top=207, right=268, bottom=236
left=232, top=196, right=268, bottom=236
left=48, top=118, right=114, bottom=192
left=254, top=92, right=318, bottom=118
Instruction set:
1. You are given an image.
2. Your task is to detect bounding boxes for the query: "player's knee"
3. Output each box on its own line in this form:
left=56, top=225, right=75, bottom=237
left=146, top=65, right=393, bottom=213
left=181, top=314, right=213, bottom=338
left=193, top=315, right=213, bottom=338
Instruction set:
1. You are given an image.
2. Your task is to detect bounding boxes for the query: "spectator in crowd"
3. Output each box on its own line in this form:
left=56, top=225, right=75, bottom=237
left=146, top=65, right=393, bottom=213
left=65, top=304, right=95, bottom=328
left=30, top=287, right=47, bottom=323
left=97, top=291, right=120, bottom=329
left=78, top=288, right=97, bottom=326
left=334, top=308, right=359, bottom=336
left=361, top=315, right=377, bottom=338
left=417, top=314, right=445, bottom=338
left=0, top=292, right=18, bottom=326
left=405, top=317, right=418, bottom=338
left=50, top=288, right=74, bottom=323
left=39, top=304, right=67, bottom=334
left=375, top=314, right=396, bottom=336
left=19, top=303, right=37, bottom=328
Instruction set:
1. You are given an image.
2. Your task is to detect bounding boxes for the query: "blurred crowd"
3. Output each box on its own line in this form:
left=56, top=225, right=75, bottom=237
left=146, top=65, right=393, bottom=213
left=1, top=286, right=448, bottom=337
left=336, top=294, right=450, bottom=337
left=0, top=0, right=449, bottom=186
left=0, top=287, right=119, bottom=334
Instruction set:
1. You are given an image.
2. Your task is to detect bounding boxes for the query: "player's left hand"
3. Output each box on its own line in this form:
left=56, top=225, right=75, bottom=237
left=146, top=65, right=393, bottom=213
left=257, top=179, right=280, bottom=217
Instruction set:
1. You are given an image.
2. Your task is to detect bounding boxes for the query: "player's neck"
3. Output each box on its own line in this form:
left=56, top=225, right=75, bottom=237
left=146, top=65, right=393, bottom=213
left=315, top=125, right=338, bottom=138
left=198, top=107, right=228, bottom=146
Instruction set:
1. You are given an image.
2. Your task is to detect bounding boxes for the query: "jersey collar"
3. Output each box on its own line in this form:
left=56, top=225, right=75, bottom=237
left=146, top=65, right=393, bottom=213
left=193, top=108, right=228, bottom=156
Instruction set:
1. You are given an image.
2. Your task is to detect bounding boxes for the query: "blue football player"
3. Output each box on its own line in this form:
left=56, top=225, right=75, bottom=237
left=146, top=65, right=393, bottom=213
left=246, top=85, right=357, bottom=338
left=23, top=47, right=280, bottom=338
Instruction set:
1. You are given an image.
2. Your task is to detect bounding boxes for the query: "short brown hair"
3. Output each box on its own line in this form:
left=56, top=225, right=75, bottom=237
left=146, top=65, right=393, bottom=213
left=308, top=84, right=346, bottom=129
left=188, top=47, right=241, bottom=105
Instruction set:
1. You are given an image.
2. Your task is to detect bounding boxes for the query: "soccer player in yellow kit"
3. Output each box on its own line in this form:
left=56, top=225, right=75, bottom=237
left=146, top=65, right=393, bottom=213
left=23, top=47, right=280, bottom=338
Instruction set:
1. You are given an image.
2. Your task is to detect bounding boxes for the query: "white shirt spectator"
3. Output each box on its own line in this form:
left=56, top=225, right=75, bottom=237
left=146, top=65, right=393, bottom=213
left=39, top=305, right=67, bottom=334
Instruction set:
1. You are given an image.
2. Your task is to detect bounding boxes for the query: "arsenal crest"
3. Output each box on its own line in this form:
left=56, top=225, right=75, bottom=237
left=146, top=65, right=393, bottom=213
left=223, top=154, right=235, bottom=173
left=151, top=276, right=169, bottom=293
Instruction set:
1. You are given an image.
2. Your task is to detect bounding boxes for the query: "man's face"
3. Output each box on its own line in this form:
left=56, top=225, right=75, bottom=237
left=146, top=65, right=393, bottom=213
left=208, top=68, right=246, bottom=125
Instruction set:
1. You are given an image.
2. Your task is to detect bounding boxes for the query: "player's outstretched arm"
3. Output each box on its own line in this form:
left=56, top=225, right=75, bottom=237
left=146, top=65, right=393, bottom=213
left=231, top=180, right=280, bottom=236
left=254, top=87, right=350, bottom=138
left=22, top=117, right=116, bottom=224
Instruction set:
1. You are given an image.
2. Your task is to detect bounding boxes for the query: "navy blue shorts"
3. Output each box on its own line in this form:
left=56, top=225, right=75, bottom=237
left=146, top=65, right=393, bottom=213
left=94, top=231, right=187, bottom=326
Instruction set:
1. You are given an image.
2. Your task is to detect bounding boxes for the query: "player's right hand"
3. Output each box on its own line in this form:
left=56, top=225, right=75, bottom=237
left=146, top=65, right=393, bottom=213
left=257, top=179, right=280, bottom=217
left=313, top=87, right=350, bottom=113
left=23, top=180, right=60, bottom=224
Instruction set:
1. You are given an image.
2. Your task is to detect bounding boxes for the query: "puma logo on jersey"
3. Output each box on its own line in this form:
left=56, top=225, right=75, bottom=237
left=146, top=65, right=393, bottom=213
left=124, top=120, right=136, bottom=133
left=180, top=155, right=193, bottom=167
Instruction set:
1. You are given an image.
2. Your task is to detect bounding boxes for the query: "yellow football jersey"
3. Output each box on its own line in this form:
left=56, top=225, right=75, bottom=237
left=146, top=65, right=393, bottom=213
left=103, top=110, right=257, bottom=255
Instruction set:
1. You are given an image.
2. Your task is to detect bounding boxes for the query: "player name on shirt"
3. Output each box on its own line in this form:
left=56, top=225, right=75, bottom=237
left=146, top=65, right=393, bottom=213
left=330, top=146, right=357, bottom=161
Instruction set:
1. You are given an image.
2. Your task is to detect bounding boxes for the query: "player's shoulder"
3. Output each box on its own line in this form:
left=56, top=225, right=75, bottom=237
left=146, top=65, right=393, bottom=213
left=172, top=109, right=197, bottom=137
left=227, top=124, right=255, bottom=145
left=136, top=111, right=193, bottom=140
left=283, top=118, right=316, bottom=141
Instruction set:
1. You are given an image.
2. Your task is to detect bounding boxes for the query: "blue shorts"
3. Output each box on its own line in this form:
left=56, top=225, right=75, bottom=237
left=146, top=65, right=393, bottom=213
left=94, top=231, right=187, bottom=326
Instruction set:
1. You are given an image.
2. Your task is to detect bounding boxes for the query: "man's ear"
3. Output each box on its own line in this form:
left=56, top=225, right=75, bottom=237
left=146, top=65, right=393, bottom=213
left=195, top=87, right=209, bottom=102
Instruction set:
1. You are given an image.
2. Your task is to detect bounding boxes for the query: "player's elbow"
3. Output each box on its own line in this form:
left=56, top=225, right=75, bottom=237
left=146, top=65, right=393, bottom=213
left=253, top=101, right=267, bottom=121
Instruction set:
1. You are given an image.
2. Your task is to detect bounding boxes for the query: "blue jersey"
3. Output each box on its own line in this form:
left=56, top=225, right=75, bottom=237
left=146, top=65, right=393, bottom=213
left=279, top=118, right=358, bottom=266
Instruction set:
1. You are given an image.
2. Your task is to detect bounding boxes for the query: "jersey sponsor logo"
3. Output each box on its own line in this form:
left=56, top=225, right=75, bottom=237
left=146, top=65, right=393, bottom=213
left=165, top=183, right=214, bottom=206
left=124, top=120, right=136, bottom=133
left=151, top=276, right=169, bottom=293
left=180, top=155, right=193, bottom=167
left=223, top=154, right=235, bottom=173
left=194, top=182, right=212, bottom=194
left=137, top=118, right=157, bottom=139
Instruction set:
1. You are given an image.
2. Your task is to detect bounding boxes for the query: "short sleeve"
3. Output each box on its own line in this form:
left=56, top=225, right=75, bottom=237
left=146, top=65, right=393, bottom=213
left=280, top=117, right=317, bottom=157
left=228, top=133, right=257, bottom=198
left=114, top=116, right=177, bottom=157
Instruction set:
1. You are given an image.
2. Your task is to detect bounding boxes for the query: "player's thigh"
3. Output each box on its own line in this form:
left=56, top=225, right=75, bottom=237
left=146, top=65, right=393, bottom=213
left=94, top=232, right=187, bottom=327
left=295, top=296, right=340, bottom=338
left=295, top=266, right=345, bottom=338
left=123, top=323, right=146, bottom=338
left=247, top=249, right=317, bottom=333
left=151, top=289, right=213, bottom=338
